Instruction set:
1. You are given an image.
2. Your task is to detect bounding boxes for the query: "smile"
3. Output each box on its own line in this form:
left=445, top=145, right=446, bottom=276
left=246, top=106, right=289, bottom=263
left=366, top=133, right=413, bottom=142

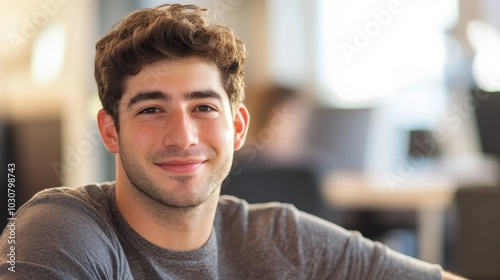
left=156, top=159, right=206, bottom=173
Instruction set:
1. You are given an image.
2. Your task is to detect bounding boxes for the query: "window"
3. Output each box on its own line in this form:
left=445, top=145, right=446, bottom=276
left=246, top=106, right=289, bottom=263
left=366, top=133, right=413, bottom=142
left=316, top=0, right=458, bottom=108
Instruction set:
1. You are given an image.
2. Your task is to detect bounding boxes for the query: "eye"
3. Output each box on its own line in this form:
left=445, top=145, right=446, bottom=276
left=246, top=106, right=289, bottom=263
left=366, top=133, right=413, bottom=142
left=194, top=105, right=216, bottom=112
left=138, top=107, right=161, bottom=115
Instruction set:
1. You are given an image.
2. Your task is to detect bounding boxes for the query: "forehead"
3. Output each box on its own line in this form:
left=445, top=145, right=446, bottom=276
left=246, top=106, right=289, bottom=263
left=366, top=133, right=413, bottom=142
left=122, top=57, right=227, bottom=101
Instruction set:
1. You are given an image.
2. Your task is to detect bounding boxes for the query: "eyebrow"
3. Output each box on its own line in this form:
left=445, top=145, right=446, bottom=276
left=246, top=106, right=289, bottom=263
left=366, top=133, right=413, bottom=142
left=127, top=91, right=169, bottom=109
left=185, top=90, right=223, bottom=101
left=127, top=90, right=223, bottom=109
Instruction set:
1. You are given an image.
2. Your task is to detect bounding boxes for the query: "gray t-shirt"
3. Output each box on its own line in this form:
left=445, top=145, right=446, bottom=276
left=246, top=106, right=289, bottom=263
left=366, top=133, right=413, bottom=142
left=0, top=182, right=442, bottom=279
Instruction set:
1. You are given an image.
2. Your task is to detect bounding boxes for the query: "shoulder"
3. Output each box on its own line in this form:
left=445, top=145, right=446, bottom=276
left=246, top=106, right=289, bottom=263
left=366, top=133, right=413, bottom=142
left=216, top=195, right=352, bottom=252
left=215, top=195, right=355, bottom=277
left=14, top=183, right=117, bottom=233
left=0, top=182, right=129, bottom=278
left=217, top=194, right=348, bottom=235
left=217, top=195, right=299, bottom=226
left=11, top=182, right=119, bottom=246
left=31, top=182, right=115, bottom=208
left=19, top=181, right=116, bottom=229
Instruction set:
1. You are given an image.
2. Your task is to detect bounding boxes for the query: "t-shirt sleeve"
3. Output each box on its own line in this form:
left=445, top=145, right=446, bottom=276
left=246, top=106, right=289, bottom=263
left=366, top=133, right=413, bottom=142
left=0, top=194, right=130, bottom=280
left=293, top=209, right=443, bottom=280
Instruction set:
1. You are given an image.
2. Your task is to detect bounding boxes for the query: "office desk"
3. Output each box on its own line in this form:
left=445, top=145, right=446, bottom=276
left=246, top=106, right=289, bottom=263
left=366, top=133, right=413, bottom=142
left=321, top=171, right=456, bottom=265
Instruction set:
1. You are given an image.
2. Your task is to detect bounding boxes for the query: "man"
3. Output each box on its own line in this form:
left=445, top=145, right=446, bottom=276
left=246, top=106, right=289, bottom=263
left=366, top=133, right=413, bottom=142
left=0, top=4, right=464, bottom=279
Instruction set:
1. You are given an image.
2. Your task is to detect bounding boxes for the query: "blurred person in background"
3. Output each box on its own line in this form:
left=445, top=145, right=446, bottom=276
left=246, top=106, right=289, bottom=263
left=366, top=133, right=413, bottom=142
left=0, top=3, right=464, bottom=279
left=243, top=83, right=312, bottom=163
left=234, top=82, right=335, bottom=174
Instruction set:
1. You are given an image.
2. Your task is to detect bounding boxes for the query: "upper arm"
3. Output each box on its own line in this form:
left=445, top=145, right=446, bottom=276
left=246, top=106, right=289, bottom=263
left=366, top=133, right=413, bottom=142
left=0, top=196, right=129, bottom=279
left=293, top=211, right=443, bottom=280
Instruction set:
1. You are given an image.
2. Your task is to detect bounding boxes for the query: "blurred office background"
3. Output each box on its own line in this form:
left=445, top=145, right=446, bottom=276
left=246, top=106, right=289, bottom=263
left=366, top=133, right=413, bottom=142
left=1, top=0, right=500, bottom=277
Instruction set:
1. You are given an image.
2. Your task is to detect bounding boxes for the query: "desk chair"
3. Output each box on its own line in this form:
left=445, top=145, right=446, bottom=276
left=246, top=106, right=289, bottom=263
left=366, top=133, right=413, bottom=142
left=221, top=165, right=328, bottom=219
left=453, top=186, right=500, bottom=280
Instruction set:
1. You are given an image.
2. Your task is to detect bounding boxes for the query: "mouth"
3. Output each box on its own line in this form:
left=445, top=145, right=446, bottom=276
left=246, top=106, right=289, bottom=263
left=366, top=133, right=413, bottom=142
left=155, top=159, right=206, bottom=174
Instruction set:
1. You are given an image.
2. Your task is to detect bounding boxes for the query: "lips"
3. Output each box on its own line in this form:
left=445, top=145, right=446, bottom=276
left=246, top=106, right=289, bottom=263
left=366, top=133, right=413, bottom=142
left=156, top=159, right=206, bottom=173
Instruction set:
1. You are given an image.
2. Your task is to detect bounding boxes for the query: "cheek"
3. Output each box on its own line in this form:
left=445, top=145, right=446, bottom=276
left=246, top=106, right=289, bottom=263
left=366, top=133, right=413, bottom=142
left=202, top=122, right=234, bottom=149
left=120, top=124, right=159, bottom=149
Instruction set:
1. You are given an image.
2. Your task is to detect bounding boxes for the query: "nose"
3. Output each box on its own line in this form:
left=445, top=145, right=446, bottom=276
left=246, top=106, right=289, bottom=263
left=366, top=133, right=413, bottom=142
left=163, top=109, right=199, bottom=151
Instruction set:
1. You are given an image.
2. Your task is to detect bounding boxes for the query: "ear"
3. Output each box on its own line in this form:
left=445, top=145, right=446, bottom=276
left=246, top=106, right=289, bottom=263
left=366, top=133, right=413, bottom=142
left=97, top=109, right=119, bottom=154
left=233, top=104, right=250, bottom=150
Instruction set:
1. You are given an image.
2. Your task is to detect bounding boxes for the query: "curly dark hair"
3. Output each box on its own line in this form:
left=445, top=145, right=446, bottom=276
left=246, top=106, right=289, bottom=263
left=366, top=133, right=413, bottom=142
left=94, top=4, right=246, bottom=130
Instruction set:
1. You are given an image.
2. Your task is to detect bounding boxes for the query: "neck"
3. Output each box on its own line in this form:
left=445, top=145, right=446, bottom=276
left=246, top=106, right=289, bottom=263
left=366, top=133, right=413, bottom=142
left=115, top=179, right=219, bottom=251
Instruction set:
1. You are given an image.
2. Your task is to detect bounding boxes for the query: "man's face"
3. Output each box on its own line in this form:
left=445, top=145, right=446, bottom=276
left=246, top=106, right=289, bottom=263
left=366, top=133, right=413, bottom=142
left=112, top=57, right=242, bottom=208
